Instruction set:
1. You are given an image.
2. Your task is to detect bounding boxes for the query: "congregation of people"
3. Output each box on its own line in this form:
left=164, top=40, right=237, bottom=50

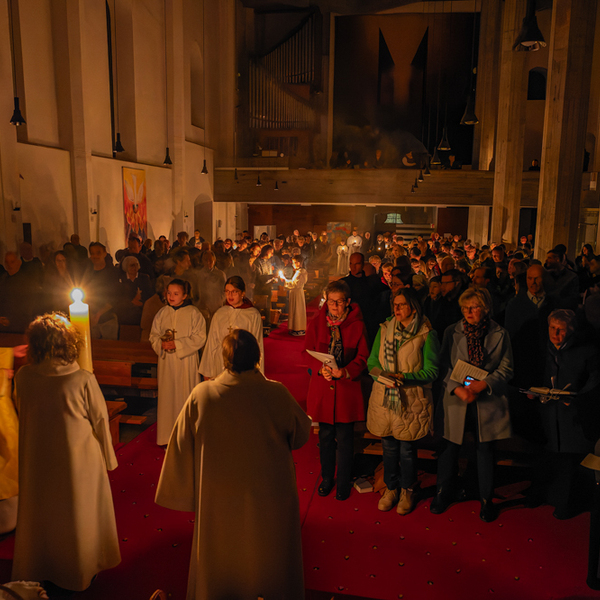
left=2, top=224, right=600, bottom=598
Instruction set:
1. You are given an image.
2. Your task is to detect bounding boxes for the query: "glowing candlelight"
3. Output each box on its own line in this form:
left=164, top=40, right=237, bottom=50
left=69, top=288, right=93, bottom=372
left=278, top=270, right=284, bottom=279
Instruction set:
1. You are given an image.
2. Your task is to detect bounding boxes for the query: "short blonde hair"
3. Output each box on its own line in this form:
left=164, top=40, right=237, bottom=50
left=459, top=287, right=492, bottom=317
left=27, top=313, right=81, bottom=365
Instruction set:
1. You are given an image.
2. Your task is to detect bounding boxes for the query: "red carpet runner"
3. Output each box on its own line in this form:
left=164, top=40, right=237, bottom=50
left=0, top=303, right=598, bottom=599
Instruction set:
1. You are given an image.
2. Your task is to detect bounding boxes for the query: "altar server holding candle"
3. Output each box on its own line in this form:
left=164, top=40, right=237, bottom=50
left=280, top=255, right=308, bottom=336
left=150, top=279, right=207, bottom=446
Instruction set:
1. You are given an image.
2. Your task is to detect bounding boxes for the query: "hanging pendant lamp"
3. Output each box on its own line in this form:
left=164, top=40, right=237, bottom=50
left=418, top=169, right=424, bottom=182
left=460, top=94, right=479, bottom=125
left=114, top=132, right=125, bottom=153
left=201, top=159, right=208, bottom=175
left=437, top=126, right=451, bottom=151
left=10, top=97, right=25, bottom=126
left=256, top=174, right=262, bottom=187
left=513, top=0, right=546, bottom=51
left=8, top=0, right=25, bottom=126
left=162, top=0, right=171, bottom=165
left=461, top=2, right=479, bottom=125
left=431, top=148, right=442, bottom=166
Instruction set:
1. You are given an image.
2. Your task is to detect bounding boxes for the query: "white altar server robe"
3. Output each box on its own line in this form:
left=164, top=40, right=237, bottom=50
left=150, top=304, right=206, bottom=445
left=198, top=305, right=264, bottom=377
left=284, top=268, right=308, bottom=331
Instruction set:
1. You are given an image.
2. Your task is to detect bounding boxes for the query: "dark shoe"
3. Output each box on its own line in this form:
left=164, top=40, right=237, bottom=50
left=318, top=477, right=334, bottom=497
left=480, top=499, right=499, bottom=522
left=430, top=488, right=453, bottom=514
left=553, top=505, right=578, bottom=520
left=336, top=485, right=351, bottom=501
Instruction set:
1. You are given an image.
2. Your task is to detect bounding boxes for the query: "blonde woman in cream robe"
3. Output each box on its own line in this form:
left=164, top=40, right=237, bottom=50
left=12, top=314, right=120, bottom=591
left=367, top=287, right=440, bottom=515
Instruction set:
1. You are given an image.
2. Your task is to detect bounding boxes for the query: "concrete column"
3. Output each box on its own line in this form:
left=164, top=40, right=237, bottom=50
left=490, top=0, right=529, bottom=247
left=63, top=0, right=94, bottom=245
left=472, top=0, right=502, bottom=171
left=535, top=0, right=598, bottom=259
left=169, top=0, right=186, bottom=235
left=588, top=8, right=600, bottom=174
left=0, top=0, right=21, bottom=253
left=467, top=206, right=490, bottom=247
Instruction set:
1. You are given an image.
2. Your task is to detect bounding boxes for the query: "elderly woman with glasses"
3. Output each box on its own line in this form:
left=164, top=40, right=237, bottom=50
left=367, top=287, right=440, bottom=515
left=430, top=287, right=513, bottom=522
left=305, top=280, right=369, bottom=500
left=528, top=309, right=600, bottom=519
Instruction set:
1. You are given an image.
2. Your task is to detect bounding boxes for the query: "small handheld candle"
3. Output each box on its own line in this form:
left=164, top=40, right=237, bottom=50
left=278, top=270, right=284, bottom=279
left=69, top=288, right=93, bottom=372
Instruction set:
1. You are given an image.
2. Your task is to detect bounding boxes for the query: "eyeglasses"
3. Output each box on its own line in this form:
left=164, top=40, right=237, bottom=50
left=461, top=305, right=483, bottom=313
left=327, top=300, right=347, bottom=307
left=394, top=302, right=410, bottom=309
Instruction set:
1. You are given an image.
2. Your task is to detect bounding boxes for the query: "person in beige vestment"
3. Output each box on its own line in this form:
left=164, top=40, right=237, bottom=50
left=156, top=329, right=311, bottom=600
left=11, top=314, right=120, bottom=591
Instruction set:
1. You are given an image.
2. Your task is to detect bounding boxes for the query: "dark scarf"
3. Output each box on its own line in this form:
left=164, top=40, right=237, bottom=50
left=225, top=297, right=254, bottom=309
left=463, top=315, right=490, bottom=368
left=170, top=298, right=193, bottom=311
left=326, top=307, right=350, bottom=369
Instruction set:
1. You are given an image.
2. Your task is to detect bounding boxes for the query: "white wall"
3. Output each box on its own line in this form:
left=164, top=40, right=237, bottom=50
left=19, top=0, right=60, bottom=147
left=91, top=156, right=173, bottom=256
left=80, top=0, right=113, bottom=157
left=16, top=143, right=74, bottom=251
left=133, top=0, right=168, bottom=165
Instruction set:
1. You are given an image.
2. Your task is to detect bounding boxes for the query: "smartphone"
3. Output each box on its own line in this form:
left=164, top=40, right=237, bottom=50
left=464, top=376, right=475, bottom=387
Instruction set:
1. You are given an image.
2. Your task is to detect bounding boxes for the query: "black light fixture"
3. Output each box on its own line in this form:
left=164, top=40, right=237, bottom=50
left=418, top=169, right=424, bottom=182
left=10, top=98, right=25, bottom=126
left=8, top=0, right=25, bottom=126
left=275, top=181, right=279, bottom=190
left=431, top=148, right=442, bottom=166
left=424, top=158, right=431, bottom=176
left=234, top=168, right=238, bottom=180
left=114, top=132, right=125, bottom=153
left=461, top=1, right=479, bottom=125
left=256, top=174, right=262, bottom=186
left=410, top=185, right=416, bottom=193
left=200, top=0, right=208, bottom=175
left=162, top=0, right=171, bottom=165
left=112, top=0, right=124, bottom=154
left=460, top=92, right=479, bottom=125
left=513, top=0, right=546, bottom=52
left=437, top=126, right=451, bottom=151
left=414, top=177, right=419, bottom=189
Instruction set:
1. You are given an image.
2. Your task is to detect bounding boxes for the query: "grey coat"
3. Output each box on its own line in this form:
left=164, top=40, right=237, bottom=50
left=440, top=320, right=514, bottom=444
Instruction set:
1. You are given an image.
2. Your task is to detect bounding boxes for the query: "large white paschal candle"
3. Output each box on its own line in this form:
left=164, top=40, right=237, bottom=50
left=69, top=288, right=93, bottom=373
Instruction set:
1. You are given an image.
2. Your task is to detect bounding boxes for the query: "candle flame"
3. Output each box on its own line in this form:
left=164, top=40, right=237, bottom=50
left=71, top=288, right=84, bottom=303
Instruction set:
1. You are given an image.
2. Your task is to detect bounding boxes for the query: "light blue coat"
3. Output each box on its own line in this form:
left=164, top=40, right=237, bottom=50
left=440, top=320, right=514, bottom=444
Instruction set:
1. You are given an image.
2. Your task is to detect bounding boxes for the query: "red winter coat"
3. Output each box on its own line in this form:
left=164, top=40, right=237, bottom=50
left=304, top=303, right=369, bottom=424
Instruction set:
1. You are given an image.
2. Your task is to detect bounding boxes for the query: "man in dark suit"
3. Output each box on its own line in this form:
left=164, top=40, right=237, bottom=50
left=504, top=264, right=556, bottom=442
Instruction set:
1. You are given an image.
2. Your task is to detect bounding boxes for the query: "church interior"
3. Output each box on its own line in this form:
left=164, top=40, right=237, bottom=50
left=1, top=0, right=600, bottom=598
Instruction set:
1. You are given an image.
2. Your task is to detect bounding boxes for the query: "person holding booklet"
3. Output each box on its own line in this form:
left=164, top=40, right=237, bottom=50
left=366, top=288, right=440, bottom=515
left=431, top=287, right=513, bottom=523
left=305, top=280, right=369, bottom=501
